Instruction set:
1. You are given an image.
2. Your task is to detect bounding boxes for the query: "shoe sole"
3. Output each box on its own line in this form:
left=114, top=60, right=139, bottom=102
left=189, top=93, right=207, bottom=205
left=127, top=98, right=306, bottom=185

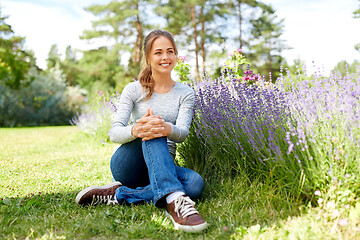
left=75, top=181, right=122, bottom=204
left=166, top=211, right=208, bottom=233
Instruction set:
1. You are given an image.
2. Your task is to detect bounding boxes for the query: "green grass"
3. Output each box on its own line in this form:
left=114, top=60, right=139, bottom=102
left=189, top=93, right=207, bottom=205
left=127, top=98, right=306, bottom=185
left=1, top=127, right=360, bottom=239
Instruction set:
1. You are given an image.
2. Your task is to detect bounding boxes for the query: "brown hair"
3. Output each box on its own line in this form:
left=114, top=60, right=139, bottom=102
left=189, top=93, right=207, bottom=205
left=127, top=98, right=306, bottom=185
left=138, top=30, right=178, bottom=100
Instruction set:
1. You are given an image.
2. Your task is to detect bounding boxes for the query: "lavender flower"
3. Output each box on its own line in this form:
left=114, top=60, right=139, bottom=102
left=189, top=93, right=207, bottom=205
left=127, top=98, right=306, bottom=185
left=188, top=63, right=360, bottom=199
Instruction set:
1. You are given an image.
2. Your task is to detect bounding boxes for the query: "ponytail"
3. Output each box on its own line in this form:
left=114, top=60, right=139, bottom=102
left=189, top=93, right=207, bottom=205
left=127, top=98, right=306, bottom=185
left=138, top=62, right=154, bottom=100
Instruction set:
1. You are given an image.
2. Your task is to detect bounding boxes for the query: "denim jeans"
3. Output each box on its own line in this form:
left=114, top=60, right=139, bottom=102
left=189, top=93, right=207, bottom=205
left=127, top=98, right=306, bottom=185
left=110, top=137, right=204, bottom=207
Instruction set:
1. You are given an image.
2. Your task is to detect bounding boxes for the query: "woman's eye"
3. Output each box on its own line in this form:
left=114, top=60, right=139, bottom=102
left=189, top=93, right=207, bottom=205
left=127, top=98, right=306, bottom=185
left=155, top=52, right=161, bottom=55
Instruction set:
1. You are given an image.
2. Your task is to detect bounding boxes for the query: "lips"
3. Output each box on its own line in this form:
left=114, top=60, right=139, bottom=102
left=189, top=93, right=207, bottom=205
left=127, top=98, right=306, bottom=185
left=160, top=63, right=171, bottom=67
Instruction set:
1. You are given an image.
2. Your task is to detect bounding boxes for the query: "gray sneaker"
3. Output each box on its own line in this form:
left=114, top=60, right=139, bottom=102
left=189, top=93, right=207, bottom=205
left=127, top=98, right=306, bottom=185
left=75, top=182, right=122, bottom=206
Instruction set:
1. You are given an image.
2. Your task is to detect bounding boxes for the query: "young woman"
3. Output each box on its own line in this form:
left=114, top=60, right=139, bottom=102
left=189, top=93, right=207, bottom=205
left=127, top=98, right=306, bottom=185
left=75, top=30, right=207, bottom=233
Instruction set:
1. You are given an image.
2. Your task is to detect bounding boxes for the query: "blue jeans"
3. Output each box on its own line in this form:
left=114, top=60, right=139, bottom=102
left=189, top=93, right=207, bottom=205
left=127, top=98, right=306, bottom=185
left=110, top=137, right=204, bottom=207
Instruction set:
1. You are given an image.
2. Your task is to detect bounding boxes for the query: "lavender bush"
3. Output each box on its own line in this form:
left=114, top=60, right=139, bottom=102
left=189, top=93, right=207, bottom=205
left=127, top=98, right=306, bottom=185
left=280, top=66, right=360, bottom=199
left=178, top=63, right=360, bottom=202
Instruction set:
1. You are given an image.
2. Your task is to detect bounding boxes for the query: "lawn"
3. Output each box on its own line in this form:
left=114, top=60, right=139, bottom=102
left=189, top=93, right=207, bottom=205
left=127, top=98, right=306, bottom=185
left=1, top=126, right=360, bottom=239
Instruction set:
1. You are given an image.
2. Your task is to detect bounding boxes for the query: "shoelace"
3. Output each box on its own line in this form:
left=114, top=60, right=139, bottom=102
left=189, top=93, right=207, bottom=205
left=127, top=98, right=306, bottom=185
left=174, top=196, right=199, bottom=218
left=92, top=195, right=118, bottom=205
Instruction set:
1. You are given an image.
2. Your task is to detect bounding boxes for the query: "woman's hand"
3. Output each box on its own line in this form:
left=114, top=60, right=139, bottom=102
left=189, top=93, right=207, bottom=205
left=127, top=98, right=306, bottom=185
left=132, top=108, right=172, bottom=141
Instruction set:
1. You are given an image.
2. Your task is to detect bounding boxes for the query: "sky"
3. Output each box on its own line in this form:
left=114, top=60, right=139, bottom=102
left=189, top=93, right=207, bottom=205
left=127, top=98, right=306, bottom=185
left=1, top=0, right=359, bottom=74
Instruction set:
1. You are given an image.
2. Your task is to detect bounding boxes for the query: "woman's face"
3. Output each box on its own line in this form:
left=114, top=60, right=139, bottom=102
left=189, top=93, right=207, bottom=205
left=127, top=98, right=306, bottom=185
left=148, top=36, right=176, bottom=76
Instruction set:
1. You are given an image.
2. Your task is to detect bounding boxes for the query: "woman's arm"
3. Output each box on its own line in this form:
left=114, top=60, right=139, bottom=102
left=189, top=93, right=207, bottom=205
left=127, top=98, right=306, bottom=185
left=166, top=90, right=195, bottom=143
left=108, top=84, right=137, bottom=144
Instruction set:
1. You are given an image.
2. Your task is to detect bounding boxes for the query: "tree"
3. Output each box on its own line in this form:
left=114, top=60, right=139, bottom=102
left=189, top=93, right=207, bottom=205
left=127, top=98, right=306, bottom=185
left=249, top=4, right=289, bottom=79
left=333, top=59, right=360, bottom=76
left=46, top=44, right=61, bottom=70
left=197, top=0, right=229, bottom=70
left=353, top=0, right=360, bottom=53
left=0, top=8, right=33, bottom=89
left=81, top=0, right=154, bottom=69
left=76, top=46, right=126, bottom=95
left=78, top=0, right=157, bottom=92
left=227, top=0, right=259, bottom=50
left=156, top=0, right=228, bottom=80
left=61, top=45, right=80, bottom=86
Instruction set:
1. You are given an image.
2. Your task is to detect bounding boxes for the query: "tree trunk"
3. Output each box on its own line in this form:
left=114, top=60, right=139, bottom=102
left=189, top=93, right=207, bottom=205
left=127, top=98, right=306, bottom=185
left=133, top=4, right=143, bottom=67
left=267, top=40, right=272, bottom=74
left=200, top=5, right=206, bottom=72
left=238, top=0, right=243, bottom=50
left=192, top=6, right=200, bottom=81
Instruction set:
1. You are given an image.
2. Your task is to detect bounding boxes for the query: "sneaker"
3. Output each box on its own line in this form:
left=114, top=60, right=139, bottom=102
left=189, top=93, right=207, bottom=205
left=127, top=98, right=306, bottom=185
left=75, top=181, right=122, bottom=206
left=166, top=195, right=207, bottom=233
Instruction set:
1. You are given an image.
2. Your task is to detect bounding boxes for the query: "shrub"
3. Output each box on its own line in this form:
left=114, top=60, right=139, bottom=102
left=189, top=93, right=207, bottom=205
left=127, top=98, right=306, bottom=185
left=178, top=60, right=360, bottom=203
left=0, top=65, right=83, bottom=127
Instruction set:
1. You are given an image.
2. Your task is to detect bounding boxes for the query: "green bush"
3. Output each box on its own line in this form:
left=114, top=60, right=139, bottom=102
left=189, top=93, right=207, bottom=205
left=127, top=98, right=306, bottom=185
left=0, top=65, right=84, bottom=127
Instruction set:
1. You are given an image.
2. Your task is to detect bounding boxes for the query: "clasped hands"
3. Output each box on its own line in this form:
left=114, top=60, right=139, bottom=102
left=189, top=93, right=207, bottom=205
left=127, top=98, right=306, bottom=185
left=132, top=108, right=171, bottom=141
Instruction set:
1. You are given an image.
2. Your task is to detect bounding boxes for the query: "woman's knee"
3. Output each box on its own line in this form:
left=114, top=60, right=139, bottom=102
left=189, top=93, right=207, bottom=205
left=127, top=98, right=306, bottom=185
left=110, top=139, right=148, bottom=187
left=185, top=170, right=204, bottom=200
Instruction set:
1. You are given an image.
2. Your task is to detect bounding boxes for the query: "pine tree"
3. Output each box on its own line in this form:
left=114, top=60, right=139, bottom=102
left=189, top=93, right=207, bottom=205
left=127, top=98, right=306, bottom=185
left=156, top=0, right=228, bottom=80
left=249, top=4, right=289, bottom=79
left=81, top=0, right=155, bottom=68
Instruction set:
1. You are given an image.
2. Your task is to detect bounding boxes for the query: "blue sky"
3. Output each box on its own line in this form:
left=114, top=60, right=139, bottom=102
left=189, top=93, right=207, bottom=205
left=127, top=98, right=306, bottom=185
left=1, top=0, right=359, bottom=74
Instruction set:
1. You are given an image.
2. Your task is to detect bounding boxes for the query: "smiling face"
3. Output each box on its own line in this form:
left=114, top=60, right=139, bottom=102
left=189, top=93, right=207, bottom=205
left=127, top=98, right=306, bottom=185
left=148, top=36, right=177, bottom=76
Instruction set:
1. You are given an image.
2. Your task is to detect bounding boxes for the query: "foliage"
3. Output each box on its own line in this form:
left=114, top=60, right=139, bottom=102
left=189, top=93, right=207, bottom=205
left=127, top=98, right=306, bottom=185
left=174, top=56, right=191, bottom=84
left=46, top=44, right=61, bottom=70
left=81, top=0, right=155, bottom=77
left=248, top=5, right=289, bottom=80
left=76, top=47, right=127, bottom=93
left=0, top=65, right=83, bottom=127
left=332, top=59, right=360, bottom=76
left=0, top=9, right=34, bottom=89
left=222, top=49, right=249, bottom=79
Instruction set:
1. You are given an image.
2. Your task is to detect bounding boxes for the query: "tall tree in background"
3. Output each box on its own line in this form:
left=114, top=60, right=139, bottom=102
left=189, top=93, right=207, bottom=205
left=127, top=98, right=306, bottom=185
left=79, top=0, right=155, bottom=92
left=46, top=45, right=81, bottom=86
left=228, top=0, right=258, bottom=50
left=353, top=1, right=360, bottom=53
left=46, top=44, right=61, bottom=69
left=157, top=0, right=228, bottom=80
left=0, top=9, right=34, bottom=89
left=198, top=0, right=229, bottom=70
left=81, top=0, right=154, bottom=68
left=76, top=47, right=124, bottom=93
left=156, top=0, right=200, bottom=79
left=249, top=5, right=289, bottom=79
left=62, top=46, right=80, bottom=86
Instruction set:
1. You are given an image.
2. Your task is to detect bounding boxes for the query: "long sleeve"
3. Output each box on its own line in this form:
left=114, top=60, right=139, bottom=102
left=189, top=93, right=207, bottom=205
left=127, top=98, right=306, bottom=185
left=167, top=90, right=195, bottom=143
left=108, top=83, right=137, bottom=144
